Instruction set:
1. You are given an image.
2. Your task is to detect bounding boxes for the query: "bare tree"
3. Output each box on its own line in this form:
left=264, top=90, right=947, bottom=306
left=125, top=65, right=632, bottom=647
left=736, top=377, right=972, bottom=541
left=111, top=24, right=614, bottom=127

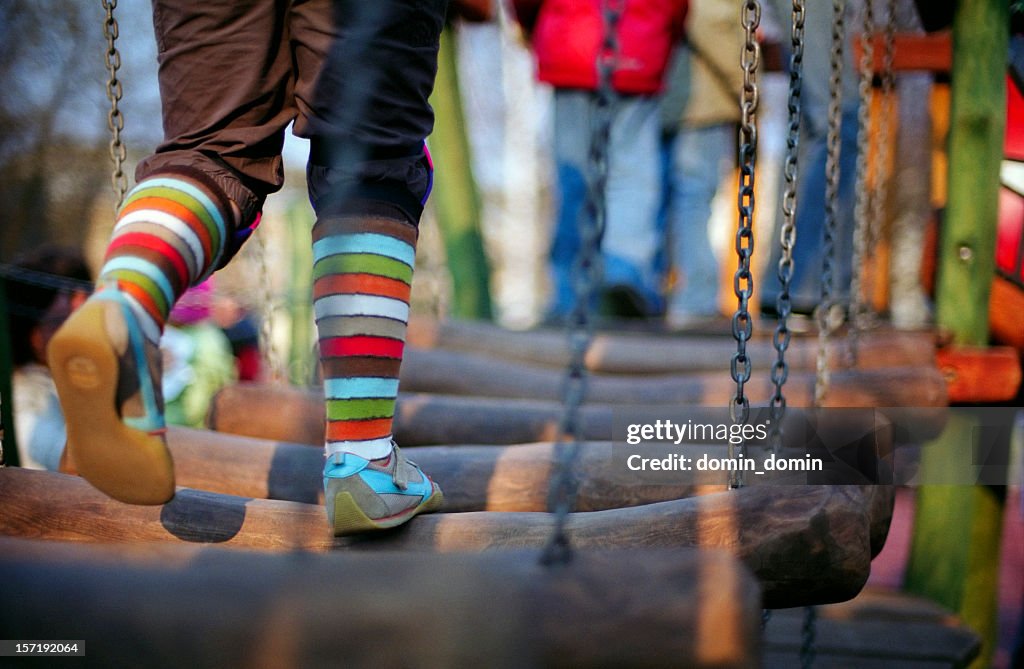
left=0, top=0, right=161, bottom=259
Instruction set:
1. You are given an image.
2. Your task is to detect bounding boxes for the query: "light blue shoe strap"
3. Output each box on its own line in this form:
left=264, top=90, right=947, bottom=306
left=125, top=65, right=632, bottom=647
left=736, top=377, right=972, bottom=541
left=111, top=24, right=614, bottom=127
left=93, top=291, right=165, bottom=433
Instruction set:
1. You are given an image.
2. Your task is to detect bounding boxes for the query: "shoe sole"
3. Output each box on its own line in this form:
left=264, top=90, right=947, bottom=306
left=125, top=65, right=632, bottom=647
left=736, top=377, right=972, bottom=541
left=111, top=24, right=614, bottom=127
left=331, top=489, right=444, bottom=536
left=47, top=301, right=175, bottom=505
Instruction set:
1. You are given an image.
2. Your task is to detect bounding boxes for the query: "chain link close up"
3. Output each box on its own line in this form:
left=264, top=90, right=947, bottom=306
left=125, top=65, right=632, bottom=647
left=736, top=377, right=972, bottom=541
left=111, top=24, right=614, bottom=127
left=541, top=0, right=624, bottom=566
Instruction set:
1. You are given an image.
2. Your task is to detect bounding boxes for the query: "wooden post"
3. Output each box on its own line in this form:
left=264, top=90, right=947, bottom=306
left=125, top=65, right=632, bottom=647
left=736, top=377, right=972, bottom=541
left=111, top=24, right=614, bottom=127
left=905, top=1, right=1009, bottom=667
left=427, top=25, right=494, bottom=320
left=286, top=198, right=315, bottom=385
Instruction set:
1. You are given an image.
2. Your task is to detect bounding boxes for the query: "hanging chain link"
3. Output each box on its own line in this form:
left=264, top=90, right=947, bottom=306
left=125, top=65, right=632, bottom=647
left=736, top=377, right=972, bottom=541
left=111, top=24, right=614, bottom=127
left=728, top=0, right=760, bottom=490
left=813, top=0, right=847, bottom=407
left=849, top=0, right=876, bottom=355
left=541, top=0, right=623, bottom=566
left=800, top=603, right=818, bottom=668
left=102, top=0, right=129, bottom=210
left=807, top=2, right=850, bottom=662
left=769, top=0, right=805, bottom=454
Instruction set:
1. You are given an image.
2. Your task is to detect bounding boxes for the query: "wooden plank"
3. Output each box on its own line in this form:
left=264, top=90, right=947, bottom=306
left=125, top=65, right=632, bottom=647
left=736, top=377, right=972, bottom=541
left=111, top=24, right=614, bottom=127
left=851, top=32, right=953, bottom=74
left=935, top=344, right=1021, bottom=403
left=0, top=467, right=872, bottom=608
left=164, top=426, right=896, bottom=558
left=406, top=317, right=939, bottom=374
left=208, top=383, right=947, bottom=448
left=989, top=275, right=1024, bottom=350
left=0, top=537, right=761, bottom=669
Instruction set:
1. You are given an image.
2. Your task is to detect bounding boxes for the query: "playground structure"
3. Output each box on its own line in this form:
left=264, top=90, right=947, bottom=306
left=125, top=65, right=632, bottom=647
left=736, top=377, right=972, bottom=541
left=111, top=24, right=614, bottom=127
left=1, top=0, right=1022, bottom=666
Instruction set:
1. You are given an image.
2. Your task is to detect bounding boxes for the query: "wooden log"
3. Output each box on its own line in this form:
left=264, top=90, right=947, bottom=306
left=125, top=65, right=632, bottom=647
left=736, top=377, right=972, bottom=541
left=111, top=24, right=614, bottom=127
left=167, top=427, right=707, bottom=511
left=166, top=425, right=895, bottom=558
left=0, top=537, right=761, bottom=669
left=935, top=344, right=1022, bottom=403
left=208, top=383, right=947, bottom=449
left=400, top=346, right=949, bottom=408
left=0, top=467, right=871, bottom=607
left=406, top=317, right=939, bottom=374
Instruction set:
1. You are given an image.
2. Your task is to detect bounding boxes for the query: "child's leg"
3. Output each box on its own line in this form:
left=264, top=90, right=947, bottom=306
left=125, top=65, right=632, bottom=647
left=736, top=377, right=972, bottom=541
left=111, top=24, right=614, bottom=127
left=48, top=170, right=236, bottom=504
left=315, top=209, right=442, bottom=534
left=292, top=0, right=449, bottom=535
left=49, top=0, right=293, bottom=505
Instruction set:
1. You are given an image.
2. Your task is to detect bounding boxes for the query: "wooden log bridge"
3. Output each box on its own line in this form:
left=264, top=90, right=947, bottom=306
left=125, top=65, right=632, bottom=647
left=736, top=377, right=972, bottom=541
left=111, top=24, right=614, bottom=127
left=0, top=466, right=872, bottom=608
left=0, top=537, right=761, bottom=668
left=163, top=426, right=896, bottom=559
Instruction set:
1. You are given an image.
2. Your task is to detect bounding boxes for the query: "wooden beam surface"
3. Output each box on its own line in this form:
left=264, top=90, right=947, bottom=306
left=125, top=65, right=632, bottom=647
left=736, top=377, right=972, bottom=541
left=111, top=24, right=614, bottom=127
left=0, top=537, right=760, bottom=668
left=935, top=344, right=1021, bottom=403
left=0, top=467, right=871, bottom=608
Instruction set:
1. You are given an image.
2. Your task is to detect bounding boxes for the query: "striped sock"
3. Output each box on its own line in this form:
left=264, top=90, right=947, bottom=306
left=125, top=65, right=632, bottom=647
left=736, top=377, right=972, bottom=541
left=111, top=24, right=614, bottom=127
left=314, top=216, right=417, bottom=461
left=97, top=174, right=233, bottom=343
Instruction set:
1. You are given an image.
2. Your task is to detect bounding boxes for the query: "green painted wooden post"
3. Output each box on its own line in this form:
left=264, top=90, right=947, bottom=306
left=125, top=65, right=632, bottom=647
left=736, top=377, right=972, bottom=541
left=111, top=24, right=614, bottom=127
left=287, top=199, right=315, bottom=386
left=428, top=25, right=494, bottom=320
left=0, top=274, right=20, bottom=467
left=905, top=2, right=1009, bottom=667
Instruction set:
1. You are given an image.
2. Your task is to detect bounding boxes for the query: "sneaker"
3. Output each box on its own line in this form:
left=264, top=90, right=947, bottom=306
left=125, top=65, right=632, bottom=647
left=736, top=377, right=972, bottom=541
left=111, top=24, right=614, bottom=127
left=324, top=444, right=443, bottom=536
left=47, top=291, right=175, bottom=505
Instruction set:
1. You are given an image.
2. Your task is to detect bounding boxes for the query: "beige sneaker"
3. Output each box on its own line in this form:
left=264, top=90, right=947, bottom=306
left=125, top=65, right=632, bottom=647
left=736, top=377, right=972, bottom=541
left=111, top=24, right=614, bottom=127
left=47, top=291, right=174, bottom=505
left=324, top=443, right=443, bottom=536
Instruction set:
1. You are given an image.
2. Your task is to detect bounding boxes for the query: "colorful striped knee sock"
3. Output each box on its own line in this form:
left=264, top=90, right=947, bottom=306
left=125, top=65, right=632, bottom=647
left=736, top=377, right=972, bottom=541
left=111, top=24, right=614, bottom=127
left=314, top=215, right=417, bottom=461
left=97, top=174, right=233, bottom=342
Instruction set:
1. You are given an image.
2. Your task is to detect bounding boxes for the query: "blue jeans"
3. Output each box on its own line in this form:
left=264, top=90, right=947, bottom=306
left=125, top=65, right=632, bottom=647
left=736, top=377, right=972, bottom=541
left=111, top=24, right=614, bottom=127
left=759, top=0, right=861, bottom=313
left=662, top=123, right=734, bottom=318
left=760, top=99, right=860, bottom=314
left=547, top=90, right=664, bottom=318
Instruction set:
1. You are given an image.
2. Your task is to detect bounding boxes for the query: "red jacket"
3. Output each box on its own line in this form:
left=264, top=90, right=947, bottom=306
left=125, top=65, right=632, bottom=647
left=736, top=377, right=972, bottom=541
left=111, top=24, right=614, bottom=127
left=513, top=0, right=688, bottom=94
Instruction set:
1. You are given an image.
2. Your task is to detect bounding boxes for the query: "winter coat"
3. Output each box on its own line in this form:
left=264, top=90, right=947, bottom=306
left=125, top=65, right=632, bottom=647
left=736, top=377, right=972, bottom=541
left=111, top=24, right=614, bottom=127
left=513, top=0, right=688, bottom=94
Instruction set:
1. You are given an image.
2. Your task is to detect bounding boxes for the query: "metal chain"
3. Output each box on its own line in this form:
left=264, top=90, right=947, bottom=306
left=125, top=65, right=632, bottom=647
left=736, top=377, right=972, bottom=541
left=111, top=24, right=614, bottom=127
left=0, top=264, right=95, bottom=294
left=102, top=0, right=128, bottom=210
left=813, top=0, right=847, bottom=407
left=769, top=0, right=805, bottom=454
left=541, top=0, right=623, bottom=566
left=727, top=0, right=760, bottom=490
left=800, top=603, right=818, bottom=669
left=849, top=0, right=876, bottom=353
left=807, top=3, right=849, bottom=660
